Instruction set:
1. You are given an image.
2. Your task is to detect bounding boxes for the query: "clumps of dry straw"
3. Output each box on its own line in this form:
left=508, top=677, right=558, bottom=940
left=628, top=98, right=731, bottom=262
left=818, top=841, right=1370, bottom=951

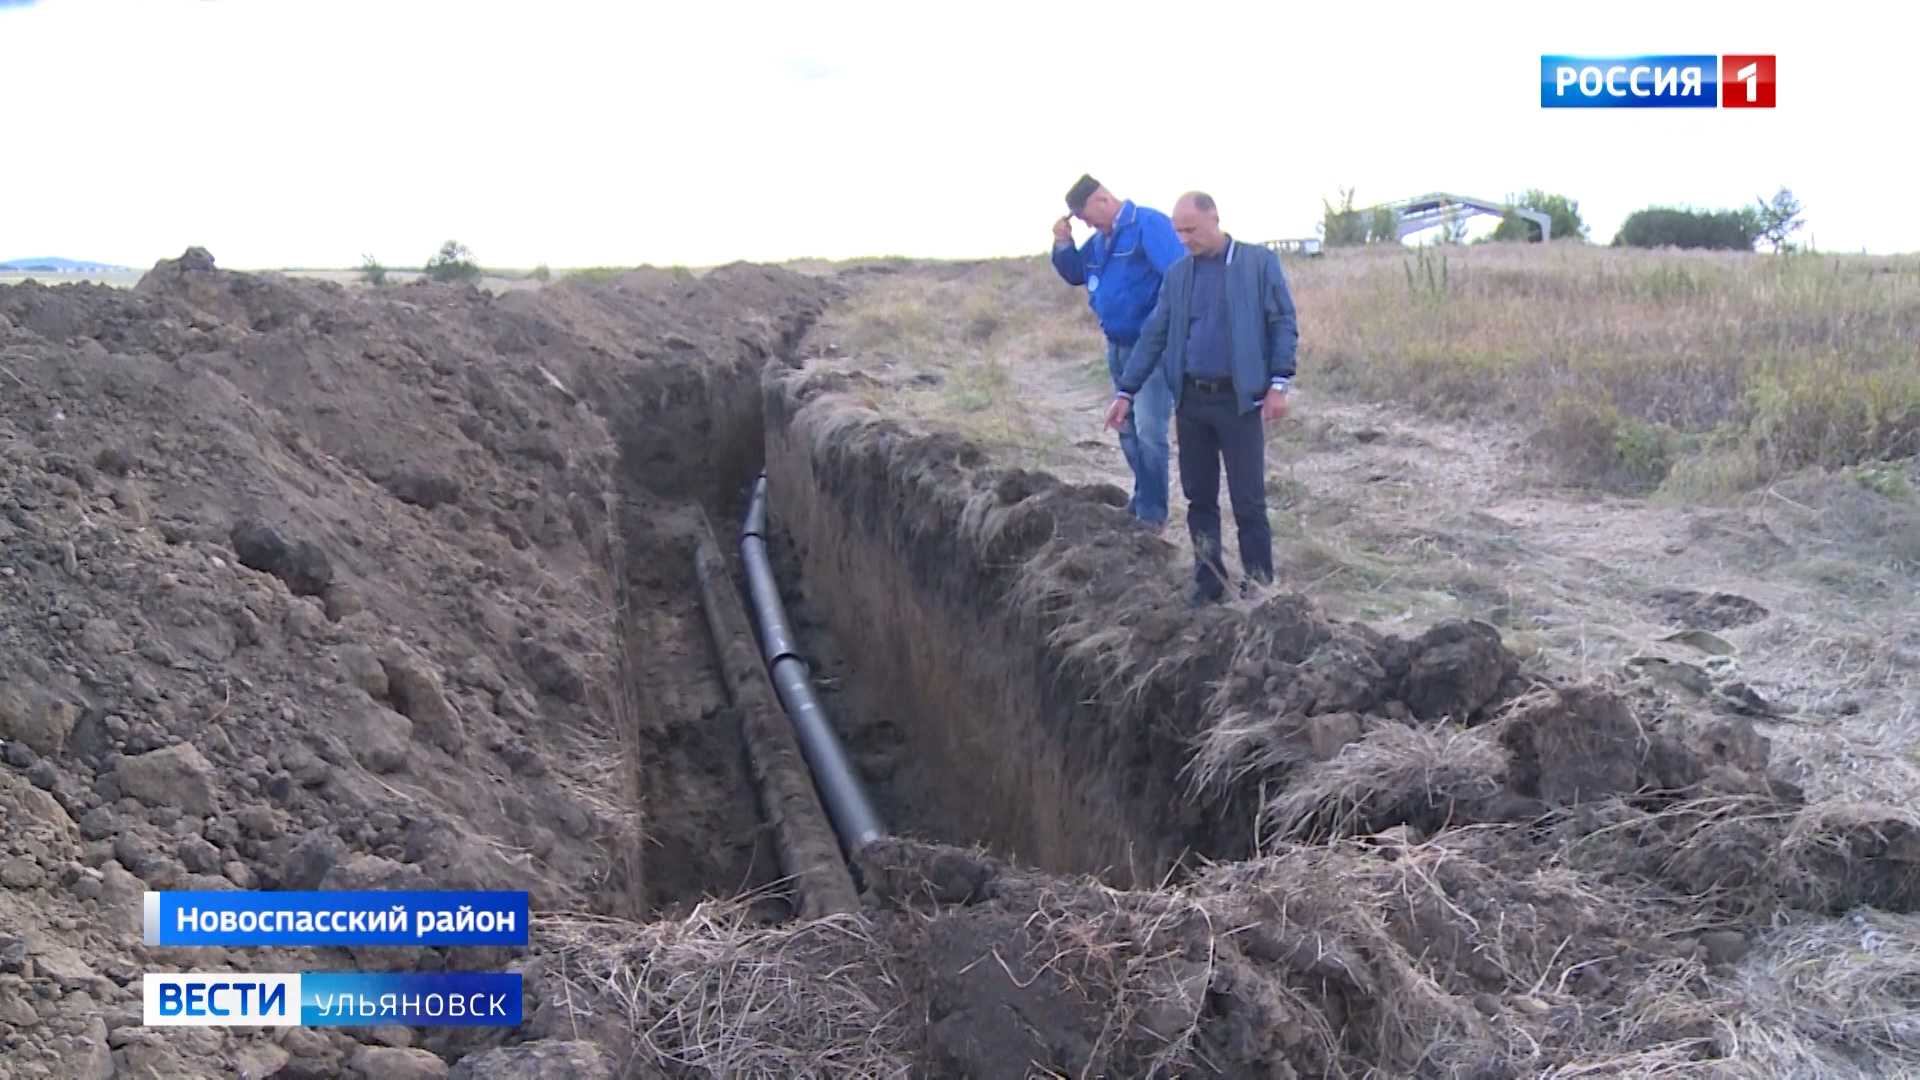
left=526, top=825, right=1920, bottom=1077
left=1716, top=909, right=1920, bottom=1076
left=1777, top=800, right=1920, bottom=915
left=1259, top=721, right=1511, bottom=844
left=539, top=900, right=914, bottom=1078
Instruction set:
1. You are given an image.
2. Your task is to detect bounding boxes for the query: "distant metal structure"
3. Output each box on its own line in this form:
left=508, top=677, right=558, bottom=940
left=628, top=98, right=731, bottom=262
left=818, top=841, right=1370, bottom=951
left=1263, top=237, right=1323, bottom=257
left=1265, top=193, right=1553, bottom=252
left=1381, top=192, right=1551, bottom=241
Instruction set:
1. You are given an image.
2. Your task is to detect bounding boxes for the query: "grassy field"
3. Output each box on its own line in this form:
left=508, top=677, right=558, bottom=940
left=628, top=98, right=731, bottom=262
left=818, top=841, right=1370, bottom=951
left=799, top=241, right=1920, bottom=792
left=809, top=243, right=1920, bottom=500
left=787, top=244, right=1920, bottom=1076
left=1302, top=243, right=1920, bottom=495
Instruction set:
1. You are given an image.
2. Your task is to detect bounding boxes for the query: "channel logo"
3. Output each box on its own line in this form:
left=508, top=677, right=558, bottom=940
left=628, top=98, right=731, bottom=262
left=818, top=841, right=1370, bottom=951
left=1540, top=55, right=1775, bottom=108
left=144, top=975, right=300, bottom=1026
left=1720, top=54, right=1776, bottom=108
left=143, top=972, right=523, bottom=1027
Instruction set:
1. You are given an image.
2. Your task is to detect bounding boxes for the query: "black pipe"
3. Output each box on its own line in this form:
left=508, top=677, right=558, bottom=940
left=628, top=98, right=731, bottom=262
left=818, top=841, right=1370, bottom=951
left=740, top=473, right=886, bottom=854
left=741, top=536, right=802, bottom=666
left=743, top=474, right=770, bottom=540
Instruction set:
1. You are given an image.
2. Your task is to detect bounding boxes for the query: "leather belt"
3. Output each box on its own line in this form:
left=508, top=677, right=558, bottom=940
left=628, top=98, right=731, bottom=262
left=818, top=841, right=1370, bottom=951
left=1183, top=375, right=1232, bottom=394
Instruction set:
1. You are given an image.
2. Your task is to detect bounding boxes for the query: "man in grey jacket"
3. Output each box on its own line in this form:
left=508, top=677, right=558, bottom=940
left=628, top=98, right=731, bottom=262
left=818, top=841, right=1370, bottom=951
left=1105, top=191, right=1298, bottom=605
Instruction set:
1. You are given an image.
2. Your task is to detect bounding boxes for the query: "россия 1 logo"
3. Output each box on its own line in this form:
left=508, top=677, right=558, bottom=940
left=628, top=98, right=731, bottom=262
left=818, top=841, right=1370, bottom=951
left=1540, top=55, right=1775, bottom=108
left=1720, top=55, right=1776, bottom=108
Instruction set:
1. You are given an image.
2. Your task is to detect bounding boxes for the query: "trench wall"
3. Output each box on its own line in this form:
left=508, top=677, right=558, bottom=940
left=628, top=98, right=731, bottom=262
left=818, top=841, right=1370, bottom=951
left=543, top=265, right=841, bottom=912
left=763, top=369, right=1259, bottom=886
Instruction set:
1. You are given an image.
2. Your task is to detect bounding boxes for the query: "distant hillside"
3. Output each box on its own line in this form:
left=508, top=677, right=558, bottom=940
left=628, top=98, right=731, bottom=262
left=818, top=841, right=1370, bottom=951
left=0, top=256, right=134, bottom=272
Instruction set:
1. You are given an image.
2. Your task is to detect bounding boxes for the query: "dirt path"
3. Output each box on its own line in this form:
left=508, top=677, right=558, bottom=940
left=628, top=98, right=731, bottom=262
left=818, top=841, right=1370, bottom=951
left=1285, top=396, right=1920, bottom=806
left=963, top=346, right=1920, bottom=810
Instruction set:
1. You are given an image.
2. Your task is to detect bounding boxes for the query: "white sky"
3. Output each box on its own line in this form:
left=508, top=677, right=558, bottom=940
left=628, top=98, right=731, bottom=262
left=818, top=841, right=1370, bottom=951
left=2, top=0, right=1913, bottom=268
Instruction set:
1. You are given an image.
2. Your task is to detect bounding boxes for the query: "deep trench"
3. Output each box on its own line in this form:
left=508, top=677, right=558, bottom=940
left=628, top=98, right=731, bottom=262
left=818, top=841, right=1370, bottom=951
left=601, top=339, right=1226, bottom=918
left=601, top=359, right=966, bottom=918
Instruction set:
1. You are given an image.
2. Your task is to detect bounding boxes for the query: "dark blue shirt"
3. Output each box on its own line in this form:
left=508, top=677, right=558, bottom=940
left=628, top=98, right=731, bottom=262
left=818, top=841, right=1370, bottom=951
left=1183, top=244, right=1232, bottom=379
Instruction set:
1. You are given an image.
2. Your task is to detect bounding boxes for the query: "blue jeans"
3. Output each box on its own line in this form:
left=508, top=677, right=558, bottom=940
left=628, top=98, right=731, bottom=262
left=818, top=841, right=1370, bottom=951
left=1106, top=340, right=1172, bottom=526
left=1177, top=379, right=1273, bottom=601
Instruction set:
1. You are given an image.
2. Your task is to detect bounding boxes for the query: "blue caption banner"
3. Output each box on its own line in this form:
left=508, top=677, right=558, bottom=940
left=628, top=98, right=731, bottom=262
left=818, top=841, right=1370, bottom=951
left=144, top=890, right=530, bottom=947
left=301, top=972, right=523, bottom=1027
left=1541, top=55, right=1720, bottom=108
left=143, top=972, right=523, bottom=1027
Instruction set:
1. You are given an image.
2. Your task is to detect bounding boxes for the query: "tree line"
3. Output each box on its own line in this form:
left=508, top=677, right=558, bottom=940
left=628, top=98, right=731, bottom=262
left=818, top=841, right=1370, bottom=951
left=1318, top=187, right=1806, bottom=252
left=355, top=242, right=554, bottom=286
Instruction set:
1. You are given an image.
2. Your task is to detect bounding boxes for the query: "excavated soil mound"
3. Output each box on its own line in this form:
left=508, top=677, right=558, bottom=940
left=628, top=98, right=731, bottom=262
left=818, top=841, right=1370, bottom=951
left=0, top=251, right=833, bottom=1076
left=5, top=252, right=1918, bottom=1078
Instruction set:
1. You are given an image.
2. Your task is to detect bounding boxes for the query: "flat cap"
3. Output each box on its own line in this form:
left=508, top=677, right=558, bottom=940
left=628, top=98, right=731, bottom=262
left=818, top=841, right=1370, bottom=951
left=1065, top=174, right=1101, bottom=213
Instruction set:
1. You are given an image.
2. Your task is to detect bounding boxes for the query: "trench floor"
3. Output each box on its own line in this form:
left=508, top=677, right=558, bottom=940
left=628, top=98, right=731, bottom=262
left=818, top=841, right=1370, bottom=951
left=620, top=495, right=962, bottom=916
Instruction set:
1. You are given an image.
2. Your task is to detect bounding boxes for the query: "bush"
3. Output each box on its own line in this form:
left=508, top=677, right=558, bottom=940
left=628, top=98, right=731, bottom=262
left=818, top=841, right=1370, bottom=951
left=1368, top=207, right=1397, bottom=245
left=961, top=296, right=1002, bottom=344
left=565, top=267, right=624, bottom=284
left=1612, top=207, right=1761, bottom=250
left=358, top=254, right=387, bottom=286
left=1741, top=366, right=1920, bottom=473
left=531, top=263, right=551, bottom=283
left=1487, top=189, right=1588, bottom=243
left=424, top=240, right=483, bottom=284
left=1532, top=396, right=1687, bottom=491
left=1320, top=188, right=1368, bottom=247
left=1319, top=188, right=1400, bottom=247
left=1754, top=186, right=1806, bottom=253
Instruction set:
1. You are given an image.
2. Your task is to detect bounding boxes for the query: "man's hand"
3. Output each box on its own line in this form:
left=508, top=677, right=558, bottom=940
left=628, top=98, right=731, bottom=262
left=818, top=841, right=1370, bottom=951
left=1053, top=216, right=1074, bottom=246
left=1104, top=396, right=1132, bottom=431
left=1260, top=387, right=1289, bottom=422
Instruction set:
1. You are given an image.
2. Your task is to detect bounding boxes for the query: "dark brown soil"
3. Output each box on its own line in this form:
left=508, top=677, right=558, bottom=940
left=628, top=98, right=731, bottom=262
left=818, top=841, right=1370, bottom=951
left=0, top=251, right=843, bottom=1075
left=1649, top=586, right=1770, bottom=630
left=761, top=365, right=1547, bottom=887
left=719, top=351, right=1920, bottom=1078
left=7, top=251, right=1917, bottom=1079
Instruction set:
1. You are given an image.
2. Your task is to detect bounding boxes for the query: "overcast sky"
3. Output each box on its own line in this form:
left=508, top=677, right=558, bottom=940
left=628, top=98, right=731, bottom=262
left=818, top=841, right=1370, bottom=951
left=2, top=0, right=1913, bottom=268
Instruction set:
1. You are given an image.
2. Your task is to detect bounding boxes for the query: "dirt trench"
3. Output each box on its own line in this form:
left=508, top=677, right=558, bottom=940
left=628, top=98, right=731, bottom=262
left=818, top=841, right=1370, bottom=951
left=599, top=289, right=1554, bottom=898
left=12, top=254, right=1919, bottom=1077
left=0, top=253, right=883, bottom=1074
left=495, top=263, right=868, bottom=921
left=492, top=271, right=1920, bottom=1078
left=755, top=360, right=1549, bottom=888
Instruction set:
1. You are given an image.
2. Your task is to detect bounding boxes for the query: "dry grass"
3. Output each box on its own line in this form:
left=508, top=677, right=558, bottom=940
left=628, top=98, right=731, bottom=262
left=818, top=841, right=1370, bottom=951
left=806, top=259, right=1105, bottom=464
left=1295, top=243, right=1920, bottom=492
left=534, top=786, right=1920, bottom=1077
left=1257, top=722, right=1510, bottom=844
left=542, top=902, right=915, bottom=1078
left=812, top=245, right=1920, bottom=500
left=1720, top=910, right=1920, bottom=1075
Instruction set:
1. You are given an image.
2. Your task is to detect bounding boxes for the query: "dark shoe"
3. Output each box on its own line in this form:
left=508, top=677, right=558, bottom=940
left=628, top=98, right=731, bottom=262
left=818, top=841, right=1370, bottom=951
left=1133, top=517, right=1168, bottom=535
left=1188, top=585, right=1224, bottom=609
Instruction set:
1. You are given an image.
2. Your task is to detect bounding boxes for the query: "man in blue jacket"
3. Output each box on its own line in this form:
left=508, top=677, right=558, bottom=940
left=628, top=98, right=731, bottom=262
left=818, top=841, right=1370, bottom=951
left=1051, top=174, right=1188, bottom=531
left=1105, top=191, right=1298, bottom=605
